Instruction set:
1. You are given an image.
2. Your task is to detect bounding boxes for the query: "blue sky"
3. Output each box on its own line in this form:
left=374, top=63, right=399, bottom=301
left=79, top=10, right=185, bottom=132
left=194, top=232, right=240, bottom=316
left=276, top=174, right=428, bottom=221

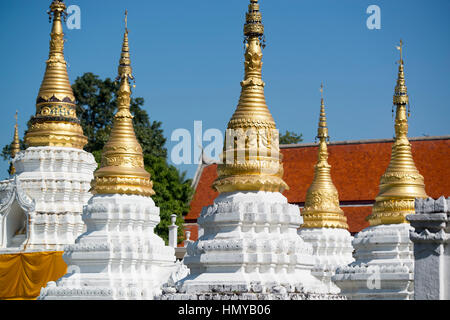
left=0, top=0, right=449, bottom=180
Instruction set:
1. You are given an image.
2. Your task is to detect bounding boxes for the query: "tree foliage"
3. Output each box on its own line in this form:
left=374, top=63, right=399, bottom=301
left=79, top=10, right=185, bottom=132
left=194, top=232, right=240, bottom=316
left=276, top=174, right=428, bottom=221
left=2, top=140, right=27, bottom=175
left=279, top=130, right=303, bottom=145
left=144, top=155, right=193, bottom=243
left=73, top=72, right=167, bottom=158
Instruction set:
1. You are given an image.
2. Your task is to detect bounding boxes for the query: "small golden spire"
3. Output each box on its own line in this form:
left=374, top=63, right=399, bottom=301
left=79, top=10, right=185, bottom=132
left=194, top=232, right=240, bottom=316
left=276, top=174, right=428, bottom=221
left=25, top=0, right=87, bottom=149
left=318, top=83, right=328, bottom=140
left=91, top=11, right=154, bottom=197
left=213, top=0, right=288, bottom=193
left=10, top=111, right=21, bottom=175
left=368, top=41, right=428, bottom=226
left=301, top=85, right=348, bottom=229
left=11, top=111, right=20, bottom=159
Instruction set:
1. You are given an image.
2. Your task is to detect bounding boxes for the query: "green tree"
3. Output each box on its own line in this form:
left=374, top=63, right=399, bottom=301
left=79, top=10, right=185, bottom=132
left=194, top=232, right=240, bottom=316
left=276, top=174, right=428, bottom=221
left=2, top=140, right=27, bottom=175
left=279, top=130, right=303, bottom=144
left=144, top=155, right=193, bottom=243
left=73, top=72, right=167, bottom=158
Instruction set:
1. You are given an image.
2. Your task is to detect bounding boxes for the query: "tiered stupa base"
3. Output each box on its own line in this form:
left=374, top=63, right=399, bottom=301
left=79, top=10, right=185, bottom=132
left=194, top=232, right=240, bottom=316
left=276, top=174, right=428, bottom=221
left=333, top=223, right=414, bottom=300
left=161, top=191, right=338, bottom=300
left=298, top=228, right=354, bottom=294
left=9, top=147, right=97, bottom=251
left=38, top=194, right=177, bottom=300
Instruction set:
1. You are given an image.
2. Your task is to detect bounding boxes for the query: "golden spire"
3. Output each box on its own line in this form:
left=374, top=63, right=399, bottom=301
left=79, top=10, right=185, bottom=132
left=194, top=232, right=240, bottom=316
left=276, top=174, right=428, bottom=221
left=368, top=40, right=428, bottom=226
left=91, top=11, right=154, bottom=197
left=24, top=0, right=87, bottom=149
left=301, top=84, right=348, bottom=229
left=10, top=111, right=21, bottom=175
left=213, top=0, right=288, bottom=193
left=11, top=111, right=21, bottom=159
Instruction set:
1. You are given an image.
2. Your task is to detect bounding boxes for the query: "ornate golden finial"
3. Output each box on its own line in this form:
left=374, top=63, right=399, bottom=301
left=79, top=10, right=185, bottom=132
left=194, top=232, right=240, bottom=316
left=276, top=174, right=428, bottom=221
left=24, top=0, right=87, bottom=150
left=367, top=42, right=428, bottom=226
left=10, top=111, right=21, bottom=175
left=396, top=39, right=403, bottom=65
left=212, top=0, right=288, bottom=193
left=124, top=9, right=128, bottom=30
left=301, top=86, right=348, bottom=229
left=11, top=111, right=20, bottom=157
left=91, top=13, right=154, bottom=197
left=318, top=83, right=328, bottom=141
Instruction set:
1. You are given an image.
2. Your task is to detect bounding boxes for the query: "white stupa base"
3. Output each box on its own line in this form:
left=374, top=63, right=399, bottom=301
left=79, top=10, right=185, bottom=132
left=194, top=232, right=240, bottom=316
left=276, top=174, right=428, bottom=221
left=298, top=228, right=354, bottom=294
left=332, top=223, right=414, bottom=300
left=8, top=147, right=97, bottom=251
left=38, top=194, right=176, bottom=300
left=163, top=191, right=335, bottom=300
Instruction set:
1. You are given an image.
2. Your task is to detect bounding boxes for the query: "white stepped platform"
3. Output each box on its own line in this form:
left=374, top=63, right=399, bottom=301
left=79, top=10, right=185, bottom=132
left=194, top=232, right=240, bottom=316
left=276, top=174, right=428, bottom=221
left=38, top=194, right=176, bottom=300
left=333, top=223, right=414, bottom=300
left=298, top=228, right=354, bottom=294
left=165, top=191, right=333, bottom=299
left=0, top=147, right=97, bottom=252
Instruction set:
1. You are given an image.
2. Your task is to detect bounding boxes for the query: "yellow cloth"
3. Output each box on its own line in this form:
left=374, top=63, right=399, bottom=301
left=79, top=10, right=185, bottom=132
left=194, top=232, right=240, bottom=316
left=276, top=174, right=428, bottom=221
left=0, top=251, right=67, bottom=300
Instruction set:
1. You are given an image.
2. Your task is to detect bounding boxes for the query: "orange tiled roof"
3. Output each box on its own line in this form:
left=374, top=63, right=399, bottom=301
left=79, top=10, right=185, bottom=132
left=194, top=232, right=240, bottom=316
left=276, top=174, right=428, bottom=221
left=184, top=136, right=450, bottom=239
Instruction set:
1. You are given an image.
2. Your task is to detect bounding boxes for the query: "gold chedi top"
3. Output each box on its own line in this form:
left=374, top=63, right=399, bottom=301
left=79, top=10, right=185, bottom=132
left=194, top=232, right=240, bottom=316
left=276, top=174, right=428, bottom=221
left=368, top=40, right=428, bottom=226
left=24, top=0, right=87, bottom=149
left=10, top=111, right=21, bottom=175
left=301, top=85, right=348, bottom=229
left=91, top=13, right=154, bottom=197
left=213, top=0, right=288, bottom=193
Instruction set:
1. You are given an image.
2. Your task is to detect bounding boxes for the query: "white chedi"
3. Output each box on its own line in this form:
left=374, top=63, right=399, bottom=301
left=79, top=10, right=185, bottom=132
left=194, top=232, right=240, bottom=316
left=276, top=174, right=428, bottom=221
left=0, top=147, right=97, bottom=252
left=332, top=223, right=414, bottom=300
left=173, top=191, right=330, bottom=298
left=38, top=194, right=177, bottom=300
left=298, top=228, right=354, bottom=294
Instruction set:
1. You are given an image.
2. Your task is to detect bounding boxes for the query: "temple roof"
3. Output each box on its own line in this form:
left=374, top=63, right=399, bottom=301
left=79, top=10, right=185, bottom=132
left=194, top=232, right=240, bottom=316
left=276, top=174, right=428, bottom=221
left=185, top=135, right=450, bottom=239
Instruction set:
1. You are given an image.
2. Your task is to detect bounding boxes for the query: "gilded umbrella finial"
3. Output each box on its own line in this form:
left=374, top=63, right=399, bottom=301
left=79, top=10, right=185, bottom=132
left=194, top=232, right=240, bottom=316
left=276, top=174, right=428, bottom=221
left=212, top=0, right=288, bottom=193
left=320, top=82, right=324, bottom=99
left=396, top=39, right=403, bottom=65
left=125, top=9, right=128, bottom=31
left=24, top=0, right=87, bottom=149
left=301, top=85, right=348, bottom=229
left=91, top=12, right=154, bottom=197
left=367, top=41, right=428, bottom=226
